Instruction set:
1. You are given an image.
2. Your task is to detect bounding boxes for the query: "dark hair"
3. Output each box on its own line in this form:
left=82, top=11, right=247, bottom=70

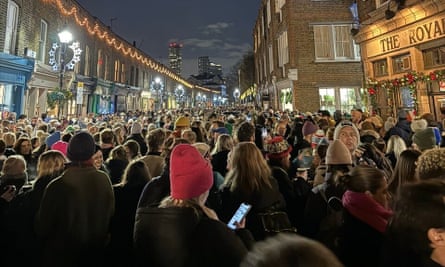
left=235, top=121, right=255, bottom=143
left=338, top=165, right=385, bottom=194
left=384, top=179, right=445, bottom=266
left=388, top=149, right=421, bottom=198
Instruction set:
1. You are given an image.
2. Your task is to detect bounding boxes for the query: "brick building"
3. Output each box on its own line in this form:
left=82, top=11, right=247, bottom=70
left=253, top=0, right=364, bottom=114
left=0, top=0, right=217, bottom=118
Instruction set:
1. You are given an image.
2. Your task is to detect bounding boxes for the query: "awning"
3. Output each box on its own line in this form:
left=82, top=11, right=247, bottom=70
left=0, top=52, right=34, bottom=86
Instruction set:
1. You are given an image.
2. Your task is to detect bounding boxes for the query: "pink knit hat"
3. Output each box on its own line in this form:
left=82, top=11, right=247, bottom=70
left=169, top=144, right=213, bottom=199
left=51, top=140, right=68, bottom=156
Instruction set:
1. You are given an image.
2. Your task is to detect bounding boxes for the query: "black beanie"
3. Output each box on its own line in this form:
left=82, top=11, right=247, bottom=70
left=67, top=132, right=96, bottom=162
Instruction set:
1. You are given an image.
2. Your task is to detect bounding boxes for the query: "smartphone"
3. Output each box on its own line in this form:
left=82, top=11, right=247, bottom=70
left=227, top=203, right=252, bottom=230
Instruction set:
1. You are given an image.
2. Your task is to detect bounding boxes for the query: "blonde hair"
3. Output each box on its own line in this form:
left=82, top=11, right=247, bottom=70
left=3, top=132, right=16, bottom=147
left=212, top=134, right=234, bottom=155
left=37, top=150, right=66, bottom=178
left=224, top=142, right=272, bottom=194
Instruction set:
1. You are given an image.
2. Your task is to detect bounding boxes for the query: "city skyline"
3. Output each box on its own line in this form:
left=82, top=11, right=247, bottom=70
left=75, top=0, right=260, bottom=77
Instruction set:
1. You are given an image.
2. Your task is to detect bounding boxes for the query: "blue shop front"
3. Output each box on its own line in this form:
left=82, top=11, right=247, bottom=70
left=0, top=53, right=34, bottom=117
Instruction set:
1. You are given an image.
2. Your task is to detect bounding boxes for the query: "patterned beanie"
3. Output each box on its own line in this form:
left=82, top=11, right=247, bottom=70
left=265, top=136, right=292, bottom=159
left=170, top=144, right=213, bottom=199
left=417, top=147, right=445, bottom=179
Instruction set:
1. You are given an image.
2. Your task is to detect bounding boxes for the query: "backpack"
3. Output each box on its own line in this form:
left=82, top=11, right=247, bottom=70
left=313, top=183, right=343, bottom=254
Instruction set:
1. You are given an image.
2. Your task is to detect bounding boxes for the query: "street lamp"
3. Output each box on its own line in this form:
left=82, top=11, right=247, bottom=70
left=48, top=27, right=82, bottom=118
left=150, top=77, right=164, bottom=111
left=175, top=85, right=185, bottom=108
left=233, top=88, right=240, bottom=106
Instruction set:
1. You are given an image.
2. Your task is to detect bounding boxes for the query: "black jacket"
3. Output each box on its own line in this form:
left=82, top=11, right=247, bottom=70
left=134, top=206, right=252, bottom=267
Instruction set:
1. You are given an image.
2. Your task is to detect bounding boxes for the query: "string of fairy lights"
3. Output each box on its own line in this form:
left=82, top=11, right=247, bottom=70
left=42, top=0, right=219, bottom=94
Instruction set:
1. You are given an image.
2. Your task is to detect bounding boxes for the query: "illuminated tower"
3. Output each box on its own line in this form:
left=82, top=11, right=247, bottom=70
left=168, top=42, right=183, bottom=75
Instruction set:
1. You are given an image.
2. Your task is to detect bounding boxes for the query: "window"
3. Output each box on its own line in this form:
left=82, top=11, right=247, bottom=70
left=277, top=31, right=288, bottom=67
left=96, top=49, right=103, bottom=78
left=373, top=59, right=388, bottom=77
left=114, top=60, right=120, bottom=82
left=4, top=0, right=19, bottom=54
left=84, top=45, right=90, bottom=76
left=314, top=24, right=360, bottom=61
left=319, top=87, right=358, bottom=114
left=268, top=45, right=274, bottom=73
left=266, top=0, right=271, bottom=26
left=423, top=46, right=445, bottom=69
left=104, top=54, right=109, bottom=80
left=37, top=20, right=48, bottom=62
left=392, top=54, right=411, bottom=73
left=120, top=63, right=126, bottom=84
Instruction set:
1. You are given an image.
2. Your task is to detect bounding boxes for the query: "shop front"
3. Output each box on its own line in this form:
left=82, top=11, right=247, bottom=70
left=359, top=8, right=445, bottom=119
left=0, top=53, right=34, bottom=116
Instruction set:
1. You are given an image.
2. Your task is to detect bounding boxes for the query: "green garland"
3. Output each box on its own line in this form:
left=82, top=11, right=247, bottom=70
left=365, top=69, right=445, bottom=113
left=47, top=88, right=73, bottom=109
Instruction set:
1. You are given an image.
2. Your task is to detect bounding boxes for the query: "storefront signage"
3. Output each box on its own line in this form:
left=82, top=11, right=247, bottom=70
left=366, top=16, right=445, bottom=57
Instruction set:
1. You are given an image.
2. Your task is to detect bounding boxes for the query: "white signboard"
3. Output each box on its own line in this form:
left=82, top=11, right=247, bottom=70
left=77, top=82, right=84, bottom=104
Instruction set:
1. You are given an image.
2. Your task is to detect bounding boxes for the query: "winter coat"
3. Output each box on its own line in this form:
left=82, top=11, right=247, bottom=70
left=134, top=206, right=252, bottom=267
left=216, top=177, right=287, bottom=241
left=35, top=166, right=115, bottom=267
left=211, top=150, right=230, bottom=177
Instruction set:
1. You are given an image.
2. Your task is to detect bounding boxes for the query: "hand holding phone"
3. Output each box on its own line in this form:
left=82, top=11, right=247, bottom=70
left=227, top=203, right=252, bottom=230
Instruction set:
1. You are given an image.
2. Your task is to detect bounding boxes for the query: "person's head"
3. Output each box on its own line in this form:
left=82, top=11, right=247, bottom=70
left=168, top=144, right=213, bottom=205
left=1, top=155, right=27, bottom=191
left=351, top=108, right=363, bottom=123
left=388, top=149, right=421, bottom=197
left=3, top=132, right=16, bottom=147
left=174, top=116, right=191, bottom=131
left=92, top=145, right=104, bottom=169
left=67, top=132, right=96, bottom=165
left=123, top=139, right=140, bottom=160
left=181, top=129, right=197, bottom=144
left=333, top=120, right=360, bottom=153
left=120, top=159, right=151, bottom=186
left=240, top=233, right=343, bottom=267
left=2, top=155, right=26, bottom=176
left=13, top=136, right=32, bottom=155
left=340, top=165, right=389, bottom=208
left=108, top=145, right=128, bottom=162
left=302, top=120, right=318, bottom=138
left=234, top=121, right=255, bottom=143
left=192, top=142, right=211, bottom=161
left=386, top=135, right=407, bottom=159
left=417, top=148, right=445, bottom=180
left=146, top=128, right=167, bottom=153
left=386, top=179, right=445, bottom=266
left=225, top=142, right=272, bottom=195
left=37, top=150, right=66, bottom=178
left=213, top=134, right=234, bottom=154
left=265, top=136, right=292, bottom=170
left=100, top=128, right=115, bottom=145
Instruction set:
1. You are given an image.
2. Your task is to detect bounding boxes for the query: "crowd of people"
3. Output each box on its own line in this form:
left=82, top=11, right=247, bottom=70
left=1, top=106, right=445, bottom=267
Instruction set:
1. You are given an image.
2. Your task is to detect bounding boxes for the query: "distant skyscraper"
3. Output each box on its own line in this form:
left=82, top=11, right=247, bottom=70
left=198, top=56, right=210, bottom=75
left=198, top=56, right=222, bottom=76
left=169, top=42, right=183, bottom=75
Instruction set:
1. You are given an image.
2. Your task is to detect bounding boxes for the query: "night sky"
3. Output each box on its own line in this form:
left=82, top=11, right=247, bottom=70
left=75, top=0, right=260, bottom=77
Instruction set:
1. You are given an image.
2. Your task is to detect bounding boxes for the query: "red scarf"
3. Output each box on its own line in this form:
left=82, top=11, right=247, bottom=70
left=342, top=190, right=393, bottom=233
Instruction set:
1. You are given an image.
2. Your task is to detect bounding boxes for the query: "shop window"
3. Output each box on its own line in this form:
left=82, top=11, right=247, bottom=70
left=400, top=87, right=414, bottom=108
left=373, top=59, right=388, bottom=77
left=319, top=87, right=358, bottom=114
left=392, top=54, right=411, bottom=74
left=423, top=46, right=445, bottom=69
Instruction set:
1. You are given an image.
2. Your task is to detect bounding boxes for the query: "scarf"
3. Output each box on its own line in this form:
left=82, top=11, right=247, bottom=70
left=342, top=190, right=393, bottom=233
